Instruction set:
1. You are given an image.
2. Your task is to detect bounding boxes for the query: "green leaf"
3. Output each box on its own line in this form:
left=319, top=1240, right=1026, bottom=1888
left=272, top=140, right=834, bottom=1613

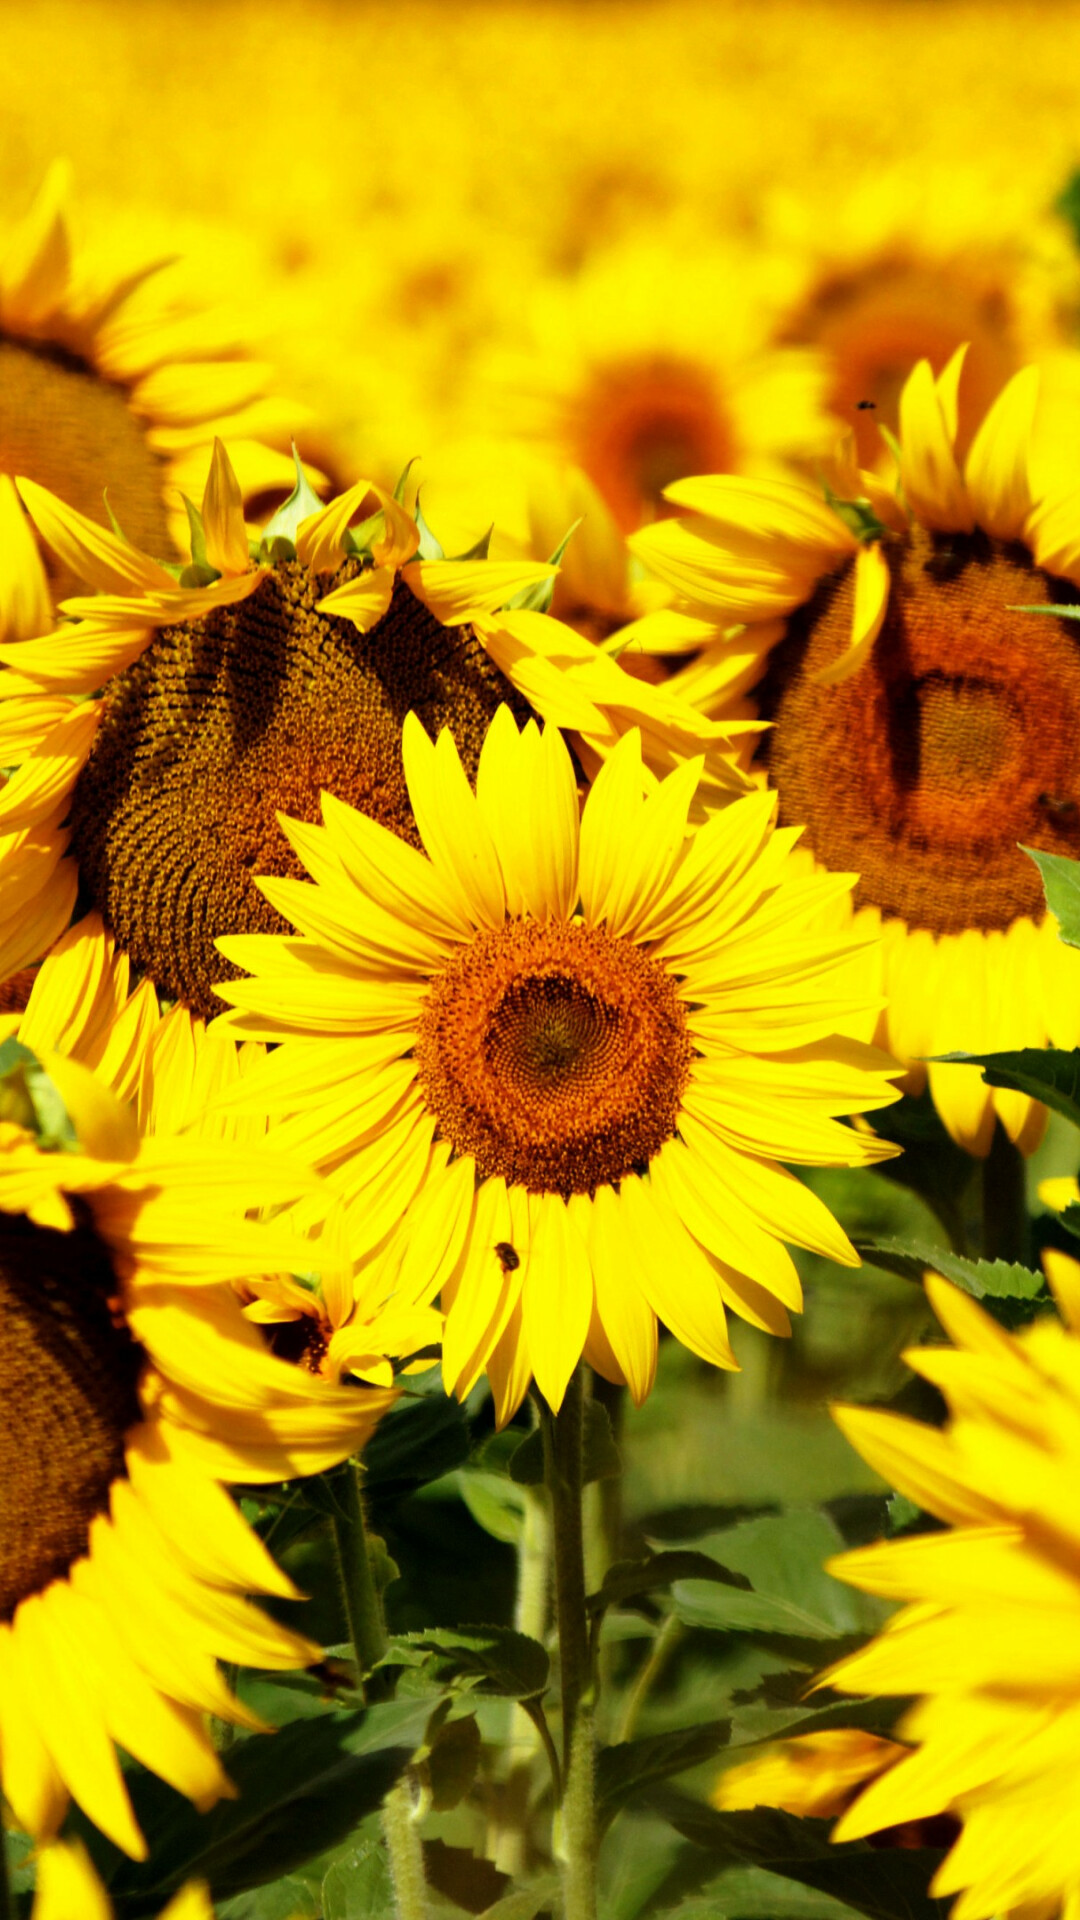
left=510, top=1400, right=621, bottom=1487
left=932, top=1046, right=1080, bottom=1130
left=423, top=1709, right=481, bottom=1811
left=669, top=1511, right=889, bottom=1641
left=474, top=1877, right=560, bottom=1920
left=1023, top=845, right=1080, bottom=948
left=654, top=1862, right=874, bottom=1919
left=596, top=1721, right=732, bottom=1831
left=362, top=1390, right=471, bottom=1493
left=641, top=1792, right=949, bottom=1920
left=216, top=1880, right=318, bottom=1919
left=321, top=1841, right=395, bottom=1920
left=589, top=1551, right=752, bottom=1617
left=92, top=1704, right=427, bottom=1913
left=452, top=1467, right=527, bottom=1544
left=852, top=1236, right=1044, bottom=1300
left=382, top=1624, right=549, bottom=1699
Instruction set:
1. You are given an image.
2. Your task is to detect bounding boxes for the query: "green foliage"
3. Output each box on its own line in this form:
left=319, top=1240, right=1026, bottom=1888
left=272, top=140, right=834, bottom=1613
left=589, top=1551, right=752, bottom=1618
left=1024, top=845, right=1080, bottom=948
left=668, top=1510, right=890, bottom=1642
left=851, top=1235, right=1045, bottom=1300
left=321, top=1842, right=396, bottom=1920
left=934, top=1045, right=1080, bottom=1130
left=382, top=1624, right=550, bottom=1699
left=510, top=1399, right=621, bottom=1486
left=597, top=1722, right=733, bottom=1832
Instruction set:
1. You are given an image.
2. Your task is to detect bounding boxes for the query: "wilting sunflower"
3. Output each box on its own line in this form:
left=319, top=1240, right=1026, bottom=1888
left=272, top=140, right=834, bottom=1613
left=0, top=163, right=301, bottom=618
left=823, top=1271, right=1080, bottom=1920
left=0, top=910, right=443, bottom=1383
left=0, top=1042, right=395, bottom=1858
left=31, top=1839, right=211, bottom=1920
left=631, top=353, right=1080, bottom=1155
left=0, top=444, right=746, bottom=1018
left=211, top=708, right=901, bottom=1421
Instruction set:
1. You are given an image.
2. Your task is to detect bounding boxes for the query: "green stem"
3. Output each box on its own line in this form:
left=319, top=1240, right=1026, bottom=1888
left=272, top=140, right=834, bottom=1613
left=542, top=1370, right=597, bottom=1920
left=615, top=1613, right=684, bottom=1746
left=491, top=1481, right=552, bottom=1876
left=330, top=1459, right=388, bottom=1697
left=981, top=1121, right=1030, bottom=1265
left=0, top=1825, right=12, bottom=1920
left=381, top=1778, right=428, bottom=1920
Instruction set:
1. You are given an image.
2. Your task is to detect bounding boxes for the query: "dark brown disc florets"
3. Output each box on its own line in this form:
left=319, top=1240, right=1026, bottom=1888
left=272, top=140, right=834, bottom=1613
left=67, top=566, right=532, bottom=1018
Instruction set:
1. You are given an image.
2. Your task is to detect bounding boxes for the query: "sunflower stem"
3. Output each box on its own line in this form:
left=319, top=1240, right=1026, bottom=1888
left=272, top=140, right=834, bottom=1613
left=542, top=1369, right=597, bottom=1920
left=330, top=1458, right=389, bottom=1699
left=981, top=1121, right=1030, bottom=1266
left=381, top=1776, right=429, bottom=1920
left=491, top=1477, right=552, bottom=1876
left=0, top=1825, right=11, bottom=1920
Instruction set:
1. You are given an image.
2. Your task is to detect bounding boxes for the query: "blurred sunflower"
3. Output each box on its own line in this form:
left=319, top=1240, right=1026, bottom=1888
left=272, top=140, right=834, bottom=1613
left=824, top=1270, right=1080, bottom=1920
left=424, top=236, right=837, bottom=638
left=766, top=165, right=1080, bottom=467
left=32, top=1838, right=210, bottom=1920
left=0, top=1042, right=394, bottom=1858
left=0, top=163, right=300, bottom=615
left=212, top=708, right=901, bottom=1421
left=0, top=445, right=748, bottom=1016
left=632, top=353, right=1080, bottom=1155
left=713, top=1728, right=907, bottom=1821
left=1, top=910, right=444, bottom=1385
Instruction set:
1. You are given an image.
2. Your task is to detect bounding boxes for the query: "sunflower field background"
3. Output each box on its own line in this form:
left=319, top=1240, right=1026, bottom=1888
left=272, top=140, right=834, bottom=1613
left=9, top=3, right=1080, bottom=1919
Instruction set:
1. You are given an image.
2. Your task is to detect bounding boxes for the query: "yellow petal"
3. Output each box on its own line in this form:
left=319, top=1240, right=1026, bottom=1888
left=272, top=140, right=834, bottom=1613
left=522, top=1193, right=593, bottom=1411
left=30, top=1841, right=113, bottom=1920
left=811, top=541, right=890, bottom=686
left=0, top=160, right=71, bottom=333
left=898, top=356, right=974, bottom=533
left=16, top=477, right=177, bottom=595
left=964, top=365, right=1040, bottom=539
left=403, top=558, right=555, bottom=625
left=315, top=566, right=395, bottom=632
left=201, top=437, right=251, bottom=577
left=0, top=473, right=52, bottom=643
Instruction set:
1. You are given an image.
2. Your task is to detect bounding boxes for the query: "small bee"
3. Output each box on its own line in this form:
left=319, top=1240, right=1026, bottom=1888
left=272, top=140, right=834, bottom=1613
left=855, top=399, right=877, bottom=411
left=1039, top=792, right=1079, bottom=821
left=494, top=1242, right=520, bottom=1272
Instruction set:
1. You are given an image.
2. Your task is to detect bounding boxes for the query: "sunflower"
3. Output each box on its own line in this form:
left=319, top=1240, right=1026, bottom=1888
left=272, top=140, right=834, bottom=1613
left=764, top=162, right=1080, bottom=469
left=0, top=1040, right=395, bottom=1858
left=821, top=1270, right=1080, bottom=1920
left=0, top=444, right=748, bottom=1018
left=631, top=352, right=1080, bottom=1155
left=31, top=1839, right=211, bottom=1920
left=422, top=233, right=837, bottom=641
left=0, top=163, right=302, bottom=621
left=712, top=1729, right=907, bottom=1821
left=1, top=910, right=444, bottom=1385
left=209, top=707, right=901, bottom=1420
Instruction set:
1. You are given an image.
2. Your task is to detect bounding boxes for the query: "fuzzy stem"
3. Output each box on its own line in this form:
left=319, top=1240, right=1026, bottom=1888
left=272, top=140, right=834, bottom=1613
left=0, top=1826, right=11, bottom=1920
left=381, top=1778, right=428, bottom=1920
left=542, top=1370, right=597, bottom=1920
left=330, top=1459, right=388, bottom=1696
left=981, top=1121, right=1029, bottom=1266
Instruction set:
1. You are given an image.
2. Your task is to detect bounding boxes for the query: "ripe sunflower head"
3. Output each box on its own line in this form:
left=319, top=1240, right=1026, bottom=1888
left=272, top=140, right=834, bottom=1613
left=0, top=446, right=747, bottom=1019
left=0, top=1038, right=394, bottom=1859
left=212, top=705, right=901, bottom=1421
left=632, top=351, right=1080, bottom=1155
left=825, top=1270, right=1080, bottom=1920
left=0, top=164, right=301, bottom=632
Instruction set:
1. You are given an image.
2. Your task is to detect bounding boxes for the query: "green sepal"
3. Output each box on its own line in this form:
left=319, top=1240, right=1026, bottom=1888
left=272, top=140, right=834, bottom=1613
left=448, top=525, right=494, bottom=562
left=392, top=456, right=419, bottom=505
left=877, top=424, right=904, bottom=474
left=505, top=517, right=581, bottom=613
left=414, top=491, right=445, bottom=561
left=1023, top=845, right=1080, bottom=947
left=0, top=1038, right=78, bottom=1153
left=1009, top=601, right=1080, bottom=619
left=821, top=484, right=887, bottom=546
left=341, top=509, right=384, bottom=559
left=181, top=493, right=209, bottom=570
left=259, top=444, right=324, bottom=556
